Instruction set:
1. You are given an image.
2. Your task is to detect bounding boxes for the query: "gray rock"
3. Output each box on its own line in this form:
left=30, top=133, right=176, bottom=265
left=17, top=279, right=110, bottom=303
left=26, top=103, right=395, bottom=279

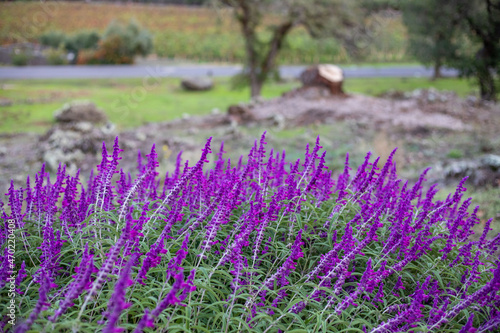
left=136, top=132, right=147, bottom=142
left=444, top=160, right=481, bottom=179
left=181, top=77, right=214, bottom=91
left=74, top=121, right=93, bottom=133
left=272, top=114, right=285, bottom=130
left=39, top=102, right=116, bottom=172
left=43, top=148, right=85, bottom=174
left=54, top=101, right=108, bottom=124
left=481, top=154, right=500, bottom=170
left=444, top=155, right=500, bottom=187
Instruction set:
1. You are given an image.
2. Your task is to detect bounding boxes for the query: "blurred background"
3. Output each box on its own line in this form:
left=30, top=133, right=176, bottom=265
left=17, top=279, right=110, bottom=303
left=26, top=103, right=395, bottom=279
left=0, top=0, right=499, bottom=235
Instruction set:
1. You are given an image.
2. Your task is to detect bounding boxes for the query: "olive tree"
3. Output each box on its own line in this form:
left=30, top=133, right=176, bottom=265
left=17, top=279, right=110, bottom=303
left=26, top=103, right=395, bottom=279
left=401, top=0, right=461, bottom=79
left=402, top=0, right=500, bottom=100
left=213, top=0, right=362, bottom=98
left=454, top=0, right=500, bottom=101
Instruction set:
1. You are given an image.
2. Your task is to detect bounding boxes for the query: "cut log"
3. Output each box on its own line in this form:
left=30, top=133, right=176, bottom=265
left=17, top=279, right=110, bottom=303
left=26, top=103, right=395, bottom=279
left=299, top=64, right=344, bottom=95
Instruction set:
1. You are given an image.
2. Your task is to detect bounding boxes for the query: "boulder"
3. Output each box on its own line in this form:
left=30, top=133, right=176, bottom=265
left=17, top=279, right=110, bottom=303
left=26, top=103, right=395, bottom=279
left=482, top=154, right=500, bottom=170
left=54, top=101, right=108, bottom=124
left=39, top=102, right=115, bottom=172
left=181, top=77, right=214, bottom=91
left=444, top=154, right=500, bottom=187
left=299, top=64, right=344, bottom=95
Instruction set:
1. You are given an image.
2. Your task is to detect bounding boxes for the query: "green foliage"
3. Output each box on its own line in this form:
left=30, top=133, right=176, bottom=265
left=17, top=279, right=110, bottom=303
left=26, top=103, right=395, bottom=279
left=401, top=0, right=500, bottom=100
left=36, top=21, right=152, bottom=65
left=39, top=30, right=100, bottom=64
left=2, top=166, right=498, bottom=332
left=102, top=19, right=153, bottom=58
left=446, top=149, right=464, bottom=159
left=401, top=0, right=461, bottom=78
left=11, top=51, right=30, bottom=66
left=39, top=31, right=67, bottom=49
left=76, top=20, right=153, bottom=65
left=64, top=30, right=101, bottom=55
left=44, top=46, right=69, bottom=66
left=281, top=32, right=346, bottom=64
left=20, top=1, right=410, bottom=66
left=452, top=0, right=500, bottom=101
left=39, top=30, right=100, bottom=54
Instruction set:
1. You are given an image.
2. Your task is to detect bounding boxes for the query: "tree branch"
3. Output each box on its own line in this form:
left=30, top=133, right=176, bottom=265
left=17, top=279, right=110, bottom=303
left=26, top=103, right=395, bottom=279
left=260, top=21, right=295, bottom=78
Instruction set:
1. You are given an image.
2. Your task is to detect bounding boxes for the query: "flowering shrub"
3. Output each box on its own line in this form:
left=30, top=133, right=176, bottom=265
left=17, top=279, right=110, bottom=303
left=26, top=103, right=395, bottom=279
left=1, top=133, right=499, bottom=332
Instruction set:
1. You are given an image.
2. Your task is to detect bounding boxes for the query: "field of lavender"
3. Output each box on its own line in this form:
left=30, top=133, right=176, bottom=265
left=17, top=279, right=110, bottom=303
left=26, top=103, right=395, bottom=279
left=1, top=133, right=499, bottom=332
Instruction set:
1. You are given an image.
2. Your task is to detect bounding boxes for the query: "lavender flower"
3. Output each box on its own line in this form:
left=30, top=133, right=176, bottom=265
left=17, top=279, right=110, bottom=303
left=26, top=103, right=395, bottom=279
left=15, top=261, right=27, bottom=294
left=428, top=263, right=500, bottom=330
left=79, top=236, right=126, bottom=317
left=50, top=244, right=94, bottom=322
left=478, top=310, right=500, bottom=332
left=458, top=313, right=476, bottom=333
left=145, top=137, right=212, bottom=232
left=102, top=253, right=138, bottom=333
left=146, top=269, right=197, bottom=326
left=15, top=270, right=51, bottom=333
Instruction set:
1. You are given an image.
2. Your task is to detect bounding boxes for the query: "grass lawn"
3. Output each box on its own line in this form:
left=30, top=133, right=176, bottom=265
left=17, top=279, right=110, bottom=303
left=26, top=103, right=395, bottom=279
left=0, top=77, right=299, bottom=133
left=344, top=76, right=478, bottom=97
left=0, top=76, right=477, bottom=134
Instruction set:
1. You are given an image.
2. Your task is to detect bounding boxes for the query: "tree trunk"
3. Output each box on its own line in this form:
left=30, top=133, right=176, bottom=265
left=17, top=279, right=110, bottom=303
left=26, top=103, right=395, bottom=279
left=250, top=76, right=262, bottom=98
left=235, top=1, right=261, bottom=98
left=460, top=8, right=499, bottom=101
left=476, top=44, right=497, bottom=101
left=246, top=21, right=294, bottom=98
left=432, top=60, right=442, bottom=80
left=478, top=66, right=496, bottom=101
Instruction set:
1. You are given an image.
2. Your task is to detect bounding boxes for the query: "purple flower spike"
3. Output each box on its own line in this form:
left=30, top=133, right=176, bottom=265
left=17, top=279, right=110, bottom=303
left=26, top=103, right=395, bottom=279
left=477, top=310, right=500, bottom=332
left=15, top=261, right=27, bottom=294
left=458, top=313, right=476, bottom=333
left=50, top=244, right=94, bottom=322
left=132, top=309, right=153, bottom=333
left=152, top=272, right=184, bottom=317
left=146, top=137, right=212, bottom=231
left=103, top=253, right=138, bottom=333
left=15, top=270, right=51, bottom=333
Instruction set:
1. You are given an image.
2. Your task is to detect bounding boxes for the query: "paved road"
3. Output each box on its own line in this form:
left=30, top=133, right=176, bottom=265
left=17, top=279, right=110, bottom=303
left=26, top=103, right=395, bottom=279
left=0, top=64, right=459, bottom=80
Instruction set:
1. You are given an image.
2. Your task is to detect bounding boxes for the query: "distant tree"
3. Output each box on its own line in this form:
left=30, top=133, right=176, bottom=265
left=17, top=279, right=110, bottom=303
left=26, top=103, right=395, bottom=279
left=212, top=0, right=362, bottom=98
left=402, top=0, right=500, bottom=100
left=453, top=0, right=500, bottom=101
left=401, top=0, right=461, bottom=79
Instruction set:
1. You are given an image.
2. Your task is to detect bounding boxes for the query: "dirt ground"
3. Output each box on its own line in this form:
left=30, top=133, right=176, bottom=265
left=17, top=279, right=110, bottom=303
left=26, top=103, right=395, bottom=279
left=1, top=86, right=499, bottom=198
